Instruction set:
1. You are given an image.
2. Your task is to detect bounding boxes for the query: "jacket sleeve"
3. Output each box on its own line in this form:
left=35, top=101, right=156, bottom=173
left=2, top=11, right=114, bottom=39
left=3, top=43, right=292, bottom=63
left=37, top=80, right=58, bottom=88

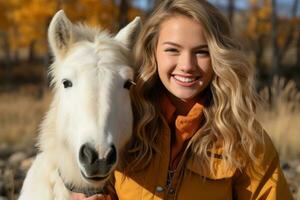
left=233, top=133, right=293, bottom=200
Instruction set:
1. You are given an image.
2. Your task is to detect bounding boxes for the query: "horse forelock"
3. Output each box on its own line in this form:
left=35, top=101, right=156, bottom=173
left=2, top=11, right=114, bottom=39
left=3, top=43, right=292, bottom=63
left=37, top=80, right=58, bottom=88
left=48, top=24, right=131, bottom=88
left=73, top=23, right=131, bottom=68
left=72, top=23, right=130, bottom=61
left=72, top=23, right=104, bottom=43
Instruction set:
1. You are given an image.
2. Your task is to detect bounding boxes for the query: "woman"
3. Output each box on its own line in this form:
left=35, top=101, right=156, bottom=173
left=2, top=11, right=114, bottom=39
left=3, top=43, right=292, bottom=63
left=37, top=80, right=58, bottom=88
left=74, top=0, right=292, bottom=199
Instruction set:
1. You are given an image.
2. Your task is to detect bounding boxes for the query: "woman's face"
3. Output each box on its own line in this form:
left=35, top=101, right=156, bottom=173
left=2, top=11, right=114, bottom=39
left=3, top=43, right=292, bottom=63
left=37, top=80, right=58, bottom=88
left=156, top=15, right=213, bottom=103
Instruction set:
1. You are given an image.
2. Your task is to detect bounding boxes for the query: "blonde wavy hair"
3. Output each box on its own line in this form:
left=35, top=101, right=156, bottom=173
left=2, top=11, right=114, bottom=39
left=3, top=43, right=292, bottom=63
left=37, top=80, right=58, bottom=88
left=124, top=0, right=264, bottom=174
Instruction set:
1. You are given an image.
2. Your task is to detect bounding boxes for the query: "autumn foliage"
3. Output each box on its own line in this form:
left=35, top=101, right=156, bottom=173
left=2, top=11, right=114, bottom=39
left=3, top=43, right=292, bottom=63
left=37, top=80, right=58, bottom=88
left=244, top=0, right=300, bottom=69
left=0, top=0, right=142, bottom=58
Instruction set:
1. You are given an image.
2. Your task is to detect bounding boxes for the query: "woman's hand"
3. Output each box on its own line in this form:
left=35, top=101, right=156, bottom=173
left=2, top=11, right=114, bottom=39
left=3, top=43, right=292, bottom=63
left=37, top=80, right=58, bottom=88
left=71, top=192, right=111, bottom=200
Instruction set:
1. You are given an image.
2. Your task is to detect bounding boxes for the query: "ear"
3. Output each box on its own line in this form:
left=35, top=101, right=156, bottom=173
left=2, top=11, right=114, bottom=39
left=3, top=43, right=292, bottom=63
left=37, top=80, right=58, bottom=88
left=115, top=17, right=141, bottom=49
left=48, top=10, right=73, bottom=60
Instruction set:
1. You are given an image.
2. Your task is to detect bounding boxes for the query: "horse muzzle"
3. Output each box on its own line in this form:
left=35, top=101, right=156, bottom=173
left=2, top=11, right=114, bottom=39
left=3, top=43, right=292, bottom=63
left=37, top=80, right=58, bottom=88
left=79, top=143, right=117, bottom=182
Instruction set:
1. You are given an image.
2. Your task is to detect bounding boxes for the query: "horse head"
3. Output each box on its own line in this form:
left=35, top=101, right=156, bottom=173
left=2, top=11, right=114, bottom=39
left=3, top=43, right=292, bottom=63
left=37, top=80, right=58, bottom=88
left=45, top=10, right=140, bottom=193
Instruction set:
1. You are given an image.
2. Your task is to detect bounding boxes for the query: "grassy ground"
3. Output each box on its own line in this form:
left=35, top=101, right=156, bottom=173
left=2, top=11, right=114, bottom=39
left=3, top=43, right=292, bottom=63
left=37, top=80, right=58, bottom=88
left=0, top=87, right=51, bottom=147
left=257, top=77, right=300, bottom=159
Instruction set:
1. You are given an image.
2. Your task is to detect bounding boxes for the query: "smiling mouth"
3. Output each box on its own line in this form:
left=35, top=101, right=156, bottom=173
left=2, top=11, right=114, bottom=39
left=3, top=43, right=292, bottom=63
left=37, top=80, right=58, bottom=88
left=81, top=171, right=109, bottom=182
left=172, top=75, right=201, bottom=86
left=173, top=75, right=200, bottom=83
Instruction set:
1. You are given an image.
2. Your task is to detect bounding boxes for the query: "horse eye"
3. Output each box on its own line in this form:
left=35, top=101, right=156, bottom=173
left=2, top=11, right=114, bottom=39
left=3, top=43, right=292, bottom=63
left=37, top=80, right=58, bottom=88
left=62, top=79, right=73, bottom=88
left=123, top=80, right=136, bottom=90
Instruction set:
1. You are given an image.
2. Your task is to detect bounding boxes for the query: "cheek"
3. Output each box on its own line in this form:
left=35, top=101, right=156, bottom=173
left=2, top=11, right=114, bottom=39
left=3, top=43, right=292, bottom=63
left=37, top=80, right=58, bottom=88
left=156, top=52, right=175, bottom=76
left=198, top=58, right=214, bottom=84
left=198, top=58, right=212, bottom=73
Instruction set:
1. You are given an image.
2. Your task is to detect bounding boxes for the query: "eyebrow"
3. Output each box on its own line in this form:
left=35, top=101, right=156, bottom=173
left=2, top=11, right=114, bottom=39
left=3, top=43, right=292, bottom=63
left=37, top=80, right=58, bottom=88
left=162, top=42, right=208, bottom=49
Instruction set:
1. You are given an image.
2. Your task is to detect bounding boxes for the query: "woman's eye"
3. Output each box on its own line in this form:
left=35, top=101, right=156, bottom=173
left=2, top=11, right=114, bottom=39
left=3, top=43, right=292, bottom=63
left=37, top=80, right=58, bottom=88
left=62, top=79, right=73, bottom=88
left=196, top=50, right=210, bottom=57
left=165, top=48, right=179, bottom=53
left=123, top=79, right=136, bottom=90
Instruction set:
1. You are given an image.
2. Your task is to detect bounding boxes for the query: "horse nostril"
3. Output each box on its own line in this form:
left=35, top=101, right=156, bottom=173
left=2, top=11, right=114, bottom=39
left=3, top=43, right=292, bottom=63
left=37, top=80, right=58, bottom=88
left=79, top=144, right=98, bottom=165
left=106, top=145, right=117, bottom=165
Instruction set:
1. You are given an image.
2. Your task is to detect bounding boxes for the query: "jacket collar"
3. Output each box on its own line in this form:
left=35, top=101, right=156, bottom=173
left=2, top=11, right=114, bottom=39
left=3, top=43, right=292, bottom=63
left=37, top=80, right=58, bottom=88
left=160, top=93, right=206, bottom=169
left=159, top=91, right=236, bottom=179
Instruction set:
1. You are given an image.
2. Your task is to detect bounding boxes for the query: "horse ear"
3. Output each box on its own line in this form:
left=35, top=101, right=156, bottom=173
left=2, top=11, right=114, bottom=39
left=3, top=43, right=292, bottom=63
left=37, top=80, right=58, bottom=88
left=48, top=10, right=73, bottom=59
left=115, top=17, right=141, bottom=49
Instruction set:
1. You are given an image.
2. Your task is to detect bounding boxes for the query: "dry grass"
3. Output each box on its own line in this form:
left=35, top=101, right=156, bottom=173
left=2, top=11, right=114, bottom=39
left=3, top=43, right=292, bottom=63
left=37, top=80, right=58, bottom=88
left=0, top=88, right=52, bottom=146
left=257, top=76, right=300, bottom=158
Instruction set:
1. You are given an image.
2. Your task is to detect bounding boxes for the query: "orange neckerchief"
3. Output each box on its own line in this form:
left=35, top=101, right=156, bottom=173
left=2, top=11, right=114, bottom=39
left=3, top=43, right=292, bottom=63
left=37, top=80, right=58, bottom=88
left=160, top=94, right=205, bottom=170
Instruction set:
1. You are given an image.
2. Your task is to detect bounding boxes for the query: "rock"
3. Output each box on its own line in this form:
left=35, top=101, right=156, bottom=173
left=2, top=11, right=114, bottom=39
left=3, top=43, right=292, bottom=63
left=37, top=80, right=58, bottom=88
left=281, top=162, right=291, bottom=170
left=8, top=152, right=27, bottom=166
left=283, top=168, right=296, bottom=181
left=296, top=165, right=300, bottom=174
left=20, top=157, right=34, bottom=172
left=0, top=160, right=6, bottom=169
left=0, top=144, right=13, bottom=160
left=25, top=147, right=37, bottom=158
left=0, top=180, right=5, bottom=196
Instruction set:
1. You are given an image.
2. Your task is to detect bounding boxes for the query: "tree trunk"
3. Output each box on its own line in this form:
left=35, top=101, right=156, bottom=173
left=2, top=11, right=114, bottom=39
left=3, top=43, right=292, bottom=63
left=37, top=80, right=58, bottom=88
left=228, top=0, right=235, bottom=24
left=2, top=32, right=12, bottom=89
left=118, top=0, right=129, bottom=30
left=278, top=0, right=299, bottom=66
left=271, top=0, right=279, bottom=78
left=28, top=40, right=36, bottom=62
left=255, top=38, right=264, bottom=69
left=296, top=25, right=300, bottom=67
left=38, top=16, right=53, bottom=99
left=154, top=0, right=161, bottom=7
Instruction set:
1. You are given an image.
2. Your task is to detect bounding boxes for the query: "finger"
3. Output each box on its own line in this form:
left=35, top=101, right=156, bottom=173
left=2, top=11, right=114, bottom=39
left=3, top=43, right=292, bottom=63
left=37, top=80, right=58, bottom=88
left=70, top=192, right=86, bottom=200
left=85, top=194, right=105, bottom=200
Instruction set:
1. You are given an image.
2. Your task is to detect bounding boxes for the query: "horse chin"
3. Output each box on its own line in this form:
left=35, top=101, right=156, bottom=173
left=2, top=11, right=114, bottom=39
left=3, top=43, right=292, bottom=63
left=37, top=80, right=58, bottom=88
left=58, top=168, right=105, bottom=196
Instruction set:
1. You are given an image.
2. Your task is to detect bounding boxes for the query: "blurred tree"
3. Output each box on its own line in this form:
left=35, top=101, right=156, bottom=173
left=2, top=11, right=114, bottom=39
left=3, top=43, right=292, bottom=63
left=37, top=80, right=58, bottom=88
left=152, top=0, right=161, bottom=9
left=246, top=0, right=299, bottom=76
left=0, top=2, right=8, bottom=59
left=297, top=16, right=300, bottom=67
left=271, top=0, right=278, bottom=76
left=0, top=0, right=143, bottom=92
left=7, top=0, right=57, bottom=60
left=228, top=0, right=235, bottom=24
left=118, top=0, right=130, bottom=29
left=0, top=1, right=19, bottom=88
left=0, top=0, right=142, bottom=60
left=246, top=0, right=271, bottom=69
left=275, top=0, right=299, bottom=67
left=60, top=0, right=119, bottom=30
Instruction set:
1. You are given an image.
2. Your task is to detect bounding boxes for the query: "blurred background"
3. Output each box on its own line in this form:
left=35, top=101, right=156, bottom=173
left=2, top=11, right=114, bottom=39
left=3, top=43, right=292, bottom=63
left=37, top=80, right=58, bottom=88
left=0, top=0, right=299, bottom=199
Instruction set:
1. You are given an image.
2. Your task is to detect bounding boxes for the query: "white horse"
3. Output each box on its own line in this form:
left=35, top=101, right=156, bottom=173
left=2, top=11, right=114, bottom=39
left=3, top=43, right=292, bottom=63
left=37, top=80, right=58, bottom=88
left=19, top=10, right=140, bottom=200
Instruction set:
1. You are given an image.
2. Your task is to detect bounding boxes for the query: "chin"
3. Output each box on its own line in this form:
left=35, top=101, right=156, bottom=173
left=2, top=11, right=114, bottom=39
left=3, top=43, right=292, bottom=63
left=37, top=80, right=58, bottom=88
left=173, top=92, right=199, bottom=102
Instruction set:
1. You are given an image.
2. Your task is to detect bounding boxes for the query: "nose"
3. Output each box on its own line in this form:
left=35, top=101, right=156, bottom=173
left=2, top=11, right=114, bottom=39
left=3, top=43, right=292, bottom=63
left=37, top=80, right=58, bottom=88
left=79, top=143, right=98, bottom=165
left=177, top=52, right=196, bottom=72
left=79, top=143, right=117, bottom=177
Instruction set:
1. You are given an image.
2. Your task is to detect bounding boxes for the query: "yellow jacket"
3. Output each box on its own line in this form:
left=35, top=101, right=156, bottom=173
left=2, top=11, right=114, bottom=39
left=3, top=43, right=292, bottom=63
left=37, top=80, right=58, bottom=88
left=111, top=127, right=292, bottom=200
left=108, top=95, right=292, bottom=200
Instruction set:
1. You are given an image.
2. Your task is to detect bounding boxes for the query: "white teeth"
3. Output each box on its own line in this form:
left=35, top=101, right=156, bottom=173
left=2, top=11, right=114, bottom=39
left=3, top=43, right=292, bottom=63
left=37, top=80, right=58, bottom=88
left=173, top=75, right=197, bottom=83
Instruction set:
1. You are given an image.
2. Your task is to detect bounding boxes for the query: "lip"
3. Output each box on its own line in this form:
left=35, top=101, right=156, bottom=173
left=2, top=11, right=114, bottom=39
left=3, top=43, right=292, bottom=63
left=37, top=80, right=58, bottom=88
left=171, top=74, right=200, bottom=87
left=81, top=171, right=109, bottom=182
